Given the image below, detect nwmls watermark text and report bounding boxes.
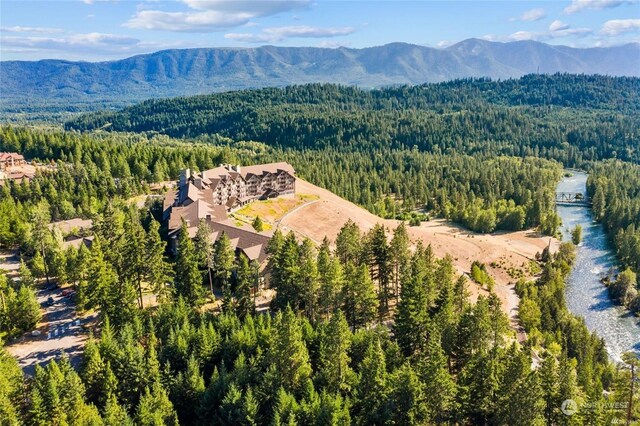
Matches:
[562,399,629,416]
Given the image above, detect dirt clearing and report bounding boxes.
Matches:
[280,178,559,330]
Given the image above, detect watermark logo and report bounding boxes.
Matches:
[561,399,578,416]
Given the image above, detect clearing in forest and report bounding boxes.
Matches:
[281,178,560,336]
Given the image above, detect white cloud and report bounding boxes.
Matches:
[511,8,546,22]
[564,0,636,14]
[225,25,355,43]
[549,20,570,31]
[482,21,592,43]
[594,36,640,46]
[437,40,455,48]
[82,0,119,4]
[0,26,63,34]
[600,19,640,36]
[2,33,139,50]
[125,0,311,32]
[317,40,351,48]
[0,32,188,59]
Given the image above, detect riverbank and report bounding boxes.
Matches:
[557,171,640,361]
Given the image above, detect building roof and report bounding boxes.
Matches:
[0,152,24,161]
[48,218,93,235]
[239,162,295,179]
[61,235,94,250]
[207,221,271,263]
[162,189,176,221]
[167,199,228,231]
[166,161,294,265]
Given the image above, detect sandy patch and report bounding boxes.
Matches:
[281,178,560,332]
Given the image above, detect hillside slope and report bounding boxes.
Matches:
[2,40,639,112]
[286,178,558,327]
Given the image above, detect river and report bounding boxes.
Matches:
[556,171,640,362]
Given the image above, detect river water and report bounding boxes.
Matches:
[556,171,640,362]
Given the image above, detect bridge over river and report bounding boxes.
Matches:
[555,191,592,207]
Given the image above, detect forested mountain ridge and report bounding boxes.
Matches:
[66,74,640,165]
[2,40,639,113]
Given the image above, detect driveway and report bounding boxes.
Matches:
[5,282,97,375]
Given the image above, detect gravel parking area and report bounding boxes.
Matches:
[5,282,97,375]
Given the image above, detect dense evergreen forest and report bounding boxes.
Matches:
[2,73,640,425]
[2,202,636,424]
[66,74,640,165]
[0,126,562,235]
[587,161,640,313]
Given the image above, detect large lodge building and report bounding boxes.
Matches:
[163,162,296,265]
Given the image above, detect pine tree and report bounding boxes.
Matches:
[271,232,302,312]
[540,353,560,425]
[316,311,353,394]
[18,260,35,288]
[316,391,351,425]
[194,219,214,296]
[420,331,456,423]
[267,307,312,395]
[297,238,319,319]
[216,383,244,424]
[214,231,235,310]
[29,201,53,286]
[390,222,410,302]
[317,244,344,319]
[366,224,392,317]
[335,219,361,266]
[355,339,389,425]
[136,382,179,426]
[74,243,92,310]
[342,263,377,331]
[173,355,205,424]
[242,387,259,426]
[123,209,146,309]
[82,339,108,407]
[12,284,41,333]
[144,218,172,303]
[103,394,134,426]
[86,238,118,317]
[394,247,431,356]
[271,387,300,425]
[235,255,256,319]
[174,222,205,307]
[389,363,428,425]
[252,216,265,232]
[0,346,23,425]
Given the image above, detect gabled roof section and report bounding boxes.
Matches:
[239,162,295,179]
[167,199,228,231]
[0,152,24,161]
[207,221,271,264]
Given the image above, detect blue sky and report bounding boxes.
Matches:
[1,0,639,60]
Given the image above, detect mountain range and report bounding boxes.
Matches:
[1,39,639,113]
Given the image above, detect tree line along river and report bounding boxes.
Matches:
[556,171,640,362]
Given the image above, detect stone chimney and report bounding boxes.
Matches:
[179,168,191,187]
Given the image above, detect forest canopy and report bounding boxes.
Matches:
[66,74,640,166]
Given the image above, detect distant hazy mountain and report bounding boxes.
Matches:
[2,39,639,112]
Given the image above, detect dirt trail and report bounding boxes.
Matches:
[281,179,559,331]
